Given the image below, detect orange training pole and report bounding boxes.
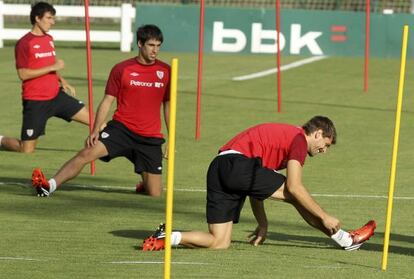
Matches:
[84,0,95,175]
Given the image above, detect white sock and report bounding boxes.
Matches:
[331,229,353,247]
[171,231,182,246]
[0,135,3,146]
[48,178,57,194]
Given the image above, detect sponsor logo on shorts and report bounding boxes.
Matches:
[156,71,164,79]
[101,132,109,139]
[26,129,34,137]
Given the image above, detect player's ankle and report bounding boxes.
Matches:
[171,231,182,246]
[331,229,353,247]
[48,178,57,193]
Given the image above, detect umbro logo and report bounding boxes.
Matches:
[33,44,40,49]
[130,72,139,77]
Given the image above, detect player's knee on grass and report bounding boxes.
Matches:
[145,182,163,197]
[21,140,36,153]
[210,239,231,250]
[142,173,163,197]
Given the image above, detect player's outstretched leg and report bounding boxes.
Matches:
[344,220,376,251]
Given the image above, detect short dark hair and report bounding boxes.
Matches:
[302,116,337,144]
[136,24,163,45]
[30,2,56,25]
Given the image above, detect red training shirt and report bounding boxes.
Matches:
[105,58,170,138]
[15,32,59,101]
[219,123,308,170]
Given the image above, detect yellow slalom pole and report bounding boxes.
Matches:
[381,25,408,271]
[164,58,178,279]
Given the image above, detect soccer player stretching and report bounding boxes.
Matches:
[32,25,170,197]
[143,116,376,251]
[0,2,89,153]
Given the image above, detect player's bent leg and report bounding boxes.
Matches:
[179,221,233,249]
[141,172,162,197]
[71,107,90,125]
[53,141,108,186]
[0,137,27,152]
[208,222,233,249]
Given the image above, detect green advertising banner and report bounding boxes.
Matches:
[135,4,414,57]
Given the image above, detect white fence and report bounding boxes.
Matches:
[0,1,135,52]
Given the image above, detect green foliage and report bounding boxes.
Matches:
[0,47,413,278]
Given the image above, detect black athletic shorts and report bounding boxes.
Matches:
[206,154,286,224]
[21,88,84,140]
[98,120,165,174]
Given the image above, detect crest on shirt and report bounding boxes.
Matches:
[156,71,164,79]
[49,41,54,48]
[26,129,34,137]
[101,132,109,139]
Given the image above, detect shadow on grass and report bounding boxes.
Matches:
[110,229,154,240]
[110,227,414,256]
[239,231,414,256]
[0,176,135,195]
[36,147,80,152]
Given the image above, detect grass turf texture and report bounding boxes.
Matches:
[0,47,413,278]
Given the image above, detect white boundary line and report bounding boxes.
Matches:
[108,261,211,265]
[232,55,328,81]
[1,181,413,200]
[0,256,46,261]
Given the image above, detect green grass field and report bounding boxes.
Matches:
[0,46,413,278]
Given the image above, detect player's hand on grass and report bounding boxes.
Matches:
[248,225,268,246]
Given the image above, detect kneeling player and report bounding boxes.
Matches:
[143,116,376,251]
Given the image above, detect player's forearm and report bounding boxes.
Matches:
[92,108,109,133]
[288,184,327,221]
[92,97,113,133]
[249,197,267,227]
[163,101,170,134]
[17,66,57,81]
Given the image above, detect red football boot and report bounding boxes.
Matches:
[344,220,376,251]
[135,182,146,194]
[31,168,50,197]
[142,223,166,251]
